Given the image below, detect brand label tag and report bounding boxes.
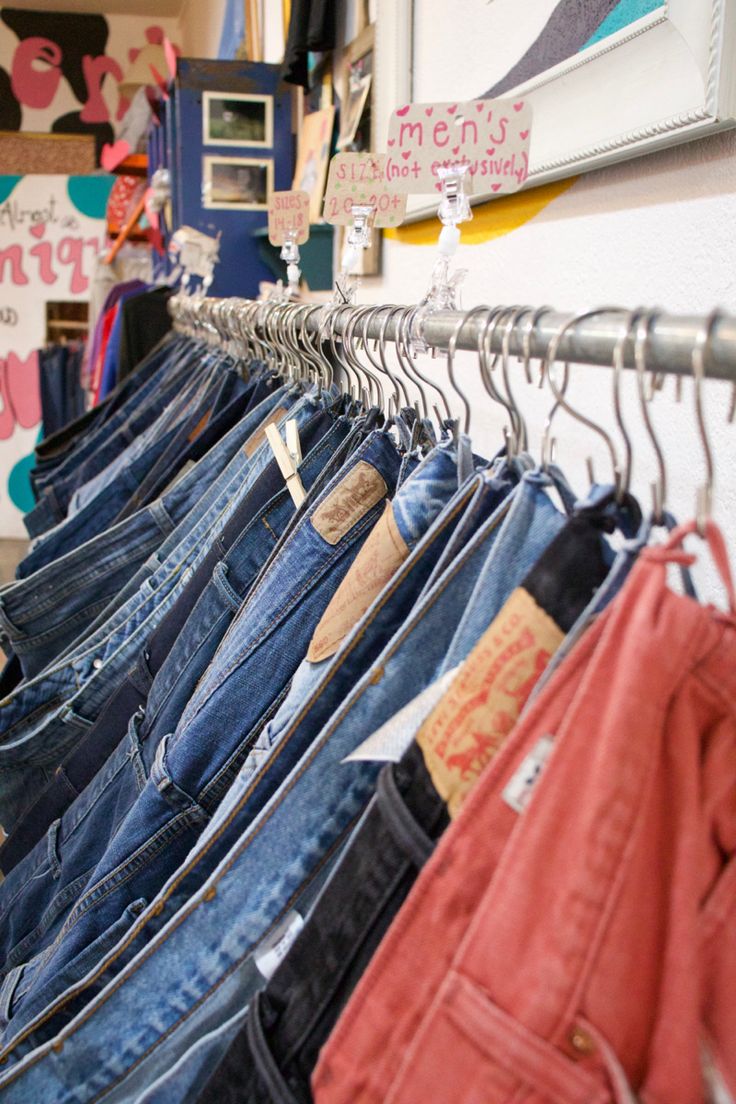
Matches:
[386,98,532,194]
[502,736,555,815]
[311,460,387,545]
[323,153,407,228]
[255,911,304,980]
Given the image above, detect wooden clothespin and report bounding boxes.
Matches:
[265,419,306,507]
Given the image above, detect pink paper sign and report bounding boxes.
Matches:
[268,191,310,246]
[323,153,407,228]
[385,98,532,195]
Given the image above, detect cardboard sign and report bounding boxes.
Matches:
[385,98,532,195]
[268,190,310,246]
[323,153,407,228]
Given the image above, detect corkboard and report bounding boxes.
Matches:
[0,132,96,175]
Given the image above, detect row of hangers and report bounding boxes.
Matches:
[171,294,732,537]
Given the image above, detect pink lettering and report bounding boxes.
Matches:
[0,245,29,286]
[433,120,449,147]
[57,237,87,294]
[29,241,57,285]
[80,54,124,123]
[460,118,478,145]
[0,362,14,440]
[11,37,62,109]
[399,120,423,147]
[6,351,41,430]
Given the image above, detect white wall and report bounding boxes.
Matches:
[359,129,736,604]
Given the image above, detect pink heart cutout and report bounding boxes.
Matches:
[486,147,496,156]
[491,183,502,192]
[520,130,529,140]
[447,104,458,115]
[434,182,443,192]
[424,107,434,117]
[387,138,395,146]
[101,139,130,172]
[513,101,524,112]
[29,222,45,239]
[451,146,460,155]
[395,105,410,116]
[475,101,484,111]
[401,151,411,160]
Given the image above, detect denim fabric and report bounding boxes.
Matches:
[0,410,349,987]
[38,346,84,440]
[0,431,403,1048]
[22,337,198,540]
[0,458,493,1068]
[22,356,222,572]
[0,410,353,880]
[0,383,292,696]
[0,390,312,836]
[197,745,447,1104]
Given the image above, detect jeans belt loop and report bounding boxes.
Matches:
[376,764,435,869]
[246,990,302,1104]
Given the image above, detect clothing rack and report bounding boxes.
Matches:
[170,296,736,383]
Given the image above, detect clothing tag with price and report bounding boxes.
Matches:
[268,190,310,246]
[323,153,407,228]
[386,98,532,194]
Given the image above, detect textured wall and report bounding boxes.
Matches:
[361,130,736,603]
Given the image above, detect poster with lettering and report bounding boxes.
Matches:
[323,153,406,228]
[268,190,310,247]
[385,98,532,194]
[0,174,112,535]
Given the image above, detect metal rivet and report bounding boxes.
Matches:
[92,658,103,670]
[569,1026,595,1056]
[202,886,217,902]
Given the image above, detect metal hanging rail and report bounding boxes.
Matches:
[169,296,736,382]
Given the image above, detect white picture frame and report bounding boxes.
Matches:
[202,91,274,148]
[375,0,736,220]
[202,155,274,211]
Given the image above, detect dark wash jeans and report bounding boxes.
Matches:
[0,431,404,1044]
[23,337,197,540]
[0,378,286,703]
[0,455,486,1060]
[0,410,350,991]
[197,745,448,1104]
[0,408,355,878]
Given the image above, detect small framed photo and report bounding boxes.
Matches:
[203,91,273,148]
[202,155,273,210]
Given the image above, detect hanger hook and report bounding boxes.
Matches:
[691,308,721,536]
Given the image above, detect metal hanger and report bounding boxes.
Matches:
[632,309,668,522]
[358,304,411,413]
[691,309,721,536]
[445,306,485,434]
[542,307,627,492]
[477,305,523,455]
[398,306,453,425]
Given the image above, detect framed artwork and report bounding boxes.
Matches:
[375,0,736,218]
[292,105,336,222]
[202,91,273,147]
[338,23,379,273]
[202,155,273,210]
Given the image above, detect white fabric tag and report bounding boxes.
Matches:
[502,736,554,814]
[344,666,460,764]
[703,1042,736,1104]
[255,911,304,980]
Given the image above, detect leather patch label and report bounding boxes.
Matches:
[243,407,289,459]
[417,587,564,817]
[308,502,408,663]
[311,460,387,547]
[187,405,214,443]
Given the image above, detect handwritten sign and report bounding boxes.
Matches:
[385,98,532,195]
[323,153,406,228]
[268,190,310,247]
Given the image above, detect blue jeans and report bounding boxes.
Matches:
[0,408,352,990]
[0,447,501,1091]
[0,431,404,1048]
[0,387,303,828]
[0,380,291,699]
[22,337,199,541]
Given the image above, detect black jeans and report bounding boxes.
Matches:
[196,744,448,1104]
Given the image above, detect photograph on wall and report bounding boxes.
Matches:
[337,73,371,151]
[292,105,335,223]
[203,91,273,147]
[202,155,273,209]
